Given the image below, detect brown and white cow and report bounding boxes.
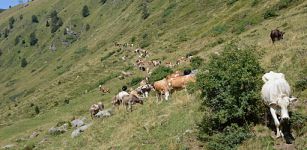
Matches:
[167,74,196,91]
[153,79,171,101]
[99,85,110,93]
[122,94,143,112]
[89,102,104,119]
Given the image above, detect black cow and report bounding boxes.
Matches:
[270,29,285,43]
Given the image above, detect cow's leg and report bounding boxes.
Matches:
[145,91,148,98]
[270,107,282,138]
[165,91,170,101]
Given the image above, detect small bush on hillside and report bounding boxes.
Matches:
[32,15,39,23]
[34,106,40,114]
[128,77,143,86]
[21,58,28,68]
[149,66,173,83]
[100,0,107,5]
[3,28,9,38]
[0,49,2,56]
[263,8,278,19]
[190,56,204,70]
[14,35,21,45]
[9,16,15,29]
[131,36,136,43]
[251,0,260,6]
[85,24,90,31]
[29,32,38,46]
[227,0,238,5]
[163,2,176,17]
[290,112,307,136]
[211,25,227,36]
[141,0,150,20]
[140,32,151,48]
[19,14,23,20]
[197,44,264,149]
[50,10,63,33]
[277,0,297,10]
[295,77,307,92]
[82,5,90,17]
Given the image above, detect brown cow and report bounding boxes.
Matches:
[270,29,285,43]
[153,79,171,101]
[167,74,196,91]
[166,71,183,79]
[89,102,104,119]
[99,85,110,93]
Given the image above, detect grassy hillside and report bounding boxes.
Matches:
[0,0,306,149]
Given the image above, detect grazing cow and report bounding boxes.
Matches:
[121,71,133,77]
[261,71,297,142]
[89,102,104,119]
[136,84,155,98]
[122,94,143,112]
[99,85,110,93]
[151,60,161,67]
[165,61,174,68]
[140,77,149,86]
[167,74,196,91]
[176,57,188,65]
[153,79,171,101]
[270,29,285,43]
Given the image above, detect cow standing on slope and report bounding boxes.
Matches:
[261,71,297,144]
[270,29,285,43]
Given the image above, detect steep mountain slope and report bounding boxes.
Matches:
[0,0,306,149]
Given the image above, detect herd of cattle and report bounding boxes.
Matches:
[89,28,296,143]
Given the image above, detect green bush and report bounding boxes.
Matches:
[32,15,39,23]
[190,56,204,70]
[3,28,9,38]
[197,44,264,148]
[50,10,63,33]
[211,25,227,36]
[128,77,143,86]
[21,58,28,68]
[263,8,278,19]
[227,0,238,5]
[277,0,297,10]
[82,5,90,17]
[295,77,307,92]
[149,66,173,83]
[19,14,23,20]
[85,24,90,31]
[100,0,107,5]
[29,32,38,46]
[141,0,150,19]
[206,124,252,150]
[14,35,21,45]
[251,0,260,6]
[163,2,176,17]
[290,112,307,136]
[34,106,40,114]
[9,16,15,29]
[131,36,136,43]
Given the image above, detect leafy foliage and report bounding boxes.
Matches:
[50,10,63,33]
[85,24,90,31]
[197,44,264,148]
[263,8,278,19]
[100,0,107,5]
[149,66,173,83]
[35,106,40,114]
[3,28,9,38]
[32,15,39,23]
[21,58,28,68]
[290,112,307,136]
[141,0,150,20]
[295,77,307,92]
[29,32,38,46]
[227,0,238,5]
[82,5,90,17]
[9,17,15,29]
[14,35,21,45]
[128,77,143,86]
[190,56,204,70]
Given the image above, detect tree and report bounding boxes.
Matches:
[141,0,150,19]
[3,28,9,38]
[82,5,90,17]
[32,15,39,23]
[49,10,63,33]
[29,32,38,46]
[197,44,264,148]
[14,35,21,45]
[21,58,28,67]
[85,24,90,31]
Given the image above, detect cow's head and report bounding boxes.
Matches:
[280,32,285,39]
[270,95,297,120]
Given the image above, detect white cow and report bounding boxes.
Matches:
[261,71,297,138]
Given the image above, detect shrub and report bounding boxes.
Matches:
[295,77,307,92]
[141,0,150,19]
[290,112,307,136]
[19,14,23,20]
[21,58,28,68]
[197,44,264,148]
[277,0,297,10]
[263,8,278,19]
[128,77,143,86]
[149,66,173,83]
[131,36,136,43]
[32,15,39,23]
[9,16,15,29]
[34,106,40,114]
[14,35,21,45]
[85,24,90,31]
[29,32,38,46]
[190,56,204,70]
[82,5,90,17]
[50,10,63,33]
[251,0,260,6]
[211,25,227,36]
[3,28,9,38]
[227,0,238,5]
[0,49,2,56]
[100,0,107,4]
[163,2,176,17]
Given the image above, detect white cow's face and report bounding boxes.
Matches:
[270,95,297,120]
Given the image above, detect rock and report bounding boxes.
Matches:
[48,123,68,135]
[95,109,112,118]
[30,131,39,138]
[71,119,85,128]
[2,144,15,149]
[71,123,92,138]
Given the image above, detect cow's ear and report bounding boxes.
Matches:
[282,32,285,34]
[289,97,297,103]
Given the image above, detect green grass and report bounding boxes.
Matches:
[0,0,306,149]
